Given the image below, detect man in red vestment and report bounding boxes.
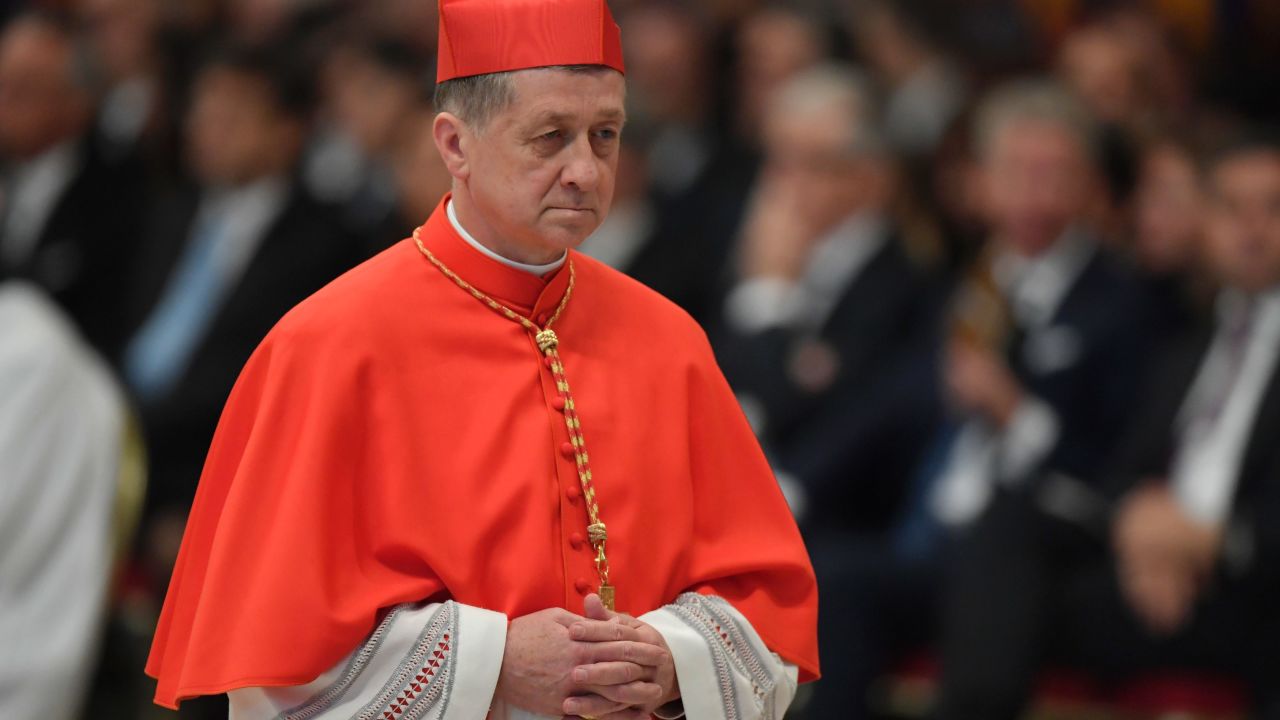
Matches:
[146,1,819,718]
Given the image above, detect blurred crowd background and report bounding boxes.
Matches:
[1,0,1279,718]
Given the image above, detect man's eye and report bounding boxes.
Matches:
[538,130,561,141]
[594,128,618,141]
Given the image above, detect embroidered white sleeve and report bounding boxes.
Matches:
[228,601,506,720]
[640,593,799,720]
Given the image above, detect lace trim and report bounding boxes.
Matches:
[358,601,456,720]
[277,604,417,719]
[669,593,781,720]
[276,602,457,720]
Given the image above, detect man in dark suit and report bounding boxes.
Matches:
[803,79,1150,719]
[0,11,145,356]
[121,46,359,567]
[711,64,929,525]
[934,131,1280,718]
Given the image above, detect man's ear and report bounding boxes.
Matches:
[434,111,471,180]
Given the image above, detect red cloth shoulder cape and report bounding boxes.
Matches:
[146,196,819,708]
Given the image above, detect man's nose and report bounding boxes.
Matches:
[560,135,600,192]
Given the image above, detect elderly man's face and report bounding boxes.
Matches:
[980,119,1095,257]
[463,68,625,259]
[1204,150,1280,294]
[763,99,881,234]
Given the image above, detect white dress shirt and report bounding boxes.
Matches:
[1171,288,1280,524]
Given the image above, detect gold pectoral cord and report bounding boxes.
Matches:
[414,228,616,610]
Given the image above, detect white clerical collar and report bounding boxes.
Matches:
[446,199,567,277]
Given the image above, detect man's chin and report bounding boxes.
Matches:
[538,218,600,250]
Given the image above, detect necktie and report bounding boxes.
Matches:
[1169,298,1257,490]
[123,211,231,402]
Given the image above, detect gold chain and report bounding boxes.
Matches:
[413,227,616,610]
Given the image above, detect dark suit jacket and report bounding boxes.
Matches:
[123,183,361,515]
[707,232,935,532]
[713,232,929,448]
[1106,320,1280,591]
[0,138,146,356]
[968,247,1149,490]
[879,245,1148,538]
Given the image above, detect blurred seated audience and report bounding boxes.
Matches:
[306,32,429,254]
[118,44,358,571]
[580,128,730,319]
[846,0,967,160]
[804,79,1150,718]
[934,129,1280,720]
[0,279,129,720]
[610,1,753,322]
[0,10,144,356]
[387,101,453,241]
[732,5,827,152]
[620,2,717,200]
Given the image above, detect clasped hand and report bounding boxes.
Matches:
[495,593,679,719]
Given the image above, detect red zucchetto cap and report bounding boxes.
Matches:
[436,0,625,83]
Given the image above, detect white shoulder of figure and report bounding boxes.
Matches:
[0,282,125,720]
[228,600,507,720]
[640,593,799,720]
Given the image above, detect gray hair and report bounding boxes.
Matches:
[434,64,618,130]
[770,63,887,157]
[973,78,1100,163]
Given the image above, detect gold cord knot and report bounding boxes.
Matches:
[587,522,608,544]
[535,328,559,354]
